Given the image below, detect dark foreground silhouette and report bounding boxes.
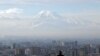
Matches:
[57,51,64,56]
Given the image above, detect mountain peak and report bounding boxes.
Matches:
[32,10,99,28]
[38,10,54,17]
[35,10,62,20]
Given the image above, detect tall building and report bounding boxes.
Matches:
[14,48,25,56]
[31,47,42,55]
[25,48,32,56]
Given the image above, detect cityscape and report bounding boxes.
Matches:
[0,39,100,56]
[0,0,100,56]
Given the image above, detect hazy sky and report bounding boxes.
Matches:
[0,0,100,38]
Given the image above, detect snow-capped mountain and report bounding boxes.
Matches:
[32,10,99,28]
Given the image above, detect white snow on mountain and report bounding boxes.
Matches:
[0,10,99,29]
[32,10,100,28]
[0,10,100,36]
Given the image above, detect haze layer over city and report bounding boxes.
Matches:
[0,0,100,42]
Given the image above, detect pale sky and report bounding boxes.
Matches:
[0,0,100,38]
